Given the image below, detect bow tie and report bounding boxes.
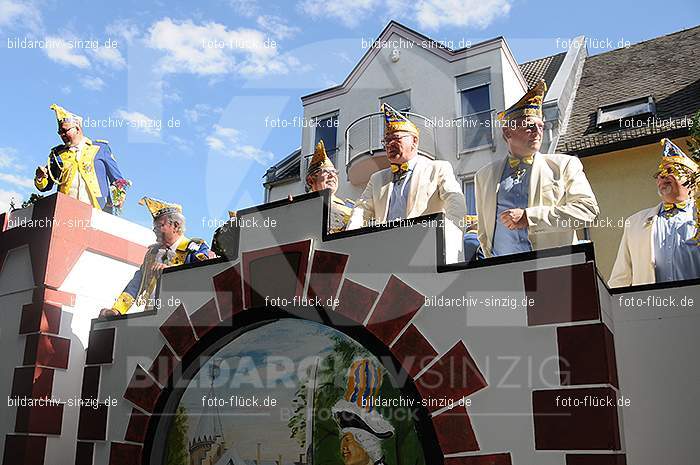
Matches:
[663,201,687,212]
[390,162,410,174]
[508,155,534,169]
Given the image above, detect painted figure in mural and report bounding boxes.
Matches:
[474,79,599,257]
[332,359,395,465]
[99,197,214,317]
[306,139,354,233]
[34,104,129,214]
[348,103,466,260]
[609,138,700,287]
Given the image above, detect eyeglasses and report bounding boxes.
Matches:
[57,126,77,136]
[381,134,412,147]
[317,169,338,177]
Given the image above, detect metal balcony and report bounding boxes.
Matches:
[454,109,497,158]
[344,111,438,186]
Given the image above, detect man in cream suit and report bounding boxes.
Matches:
[348,104,466,261]
[609,138,700,287]
[475,80,599,257]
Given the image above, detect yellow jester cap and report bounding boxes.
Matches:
[497,79,547,121]
[659,138,698,174]
[382,103,419,137]
[138,197,183,219]
[50,103,83,126]
[307,140,336,180]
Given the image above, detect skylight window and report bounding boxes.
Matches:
[596,96,655,127]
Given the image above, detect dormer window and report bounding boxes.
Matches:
[596,96,655,127]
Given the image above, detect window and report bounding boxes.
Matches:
[380,90,411,112]
[314,114,338,163]
[457,69,493,151]
[463,178,476,215]
[596,96,655,127]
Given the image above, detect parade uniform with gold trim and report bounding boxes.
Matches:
[306,140,354,233]
[111,198,212,314]
[35,104,126,212]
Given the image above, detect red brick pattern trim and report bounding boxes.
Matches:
[109,442,142,465]
[212,263,243,321]
[159,304,198,358]
[190,298,221,339]
[148,345,178,387]
[306,250,349,309]
[2,434,47,465]
[124,408,150,444]
[524,262,601,326]
[15,404,64,434]
[242,239,311,309]
[366,275,424,345]
[75,442,94,465]
[432,405,479,454]
[11,367,54,399]
[558,323,619,388]
[77,405,108,440]
[19,302,62,335]
[123,365,162,414]
[86,328,116,365]
[390,324,438,378]
[23,333,70,369]
[532,387,621,450]
[415,341,488,413]
[333,279,379,324]
[445,453,512,465]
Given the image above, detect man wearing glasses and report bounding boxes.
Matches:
[474,80,599,257]
[306,139,354,233]
[609,139,700,287]
[348,103,466,226]
[34,104,128,213]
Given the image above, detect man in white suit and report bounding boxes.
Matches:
[609,138,700,287]
[474,80,599,257]
[348,104,466,261]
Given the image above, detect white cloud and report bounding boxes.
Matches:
[206,125,273,165]
[256,15,300,40]
[79,76,105,91]
[91,45,126,69]
[0,173,33,189]
[114,109,162,136]
[298,0,379,28]
[105,19,140,45]
[43,36,91,68]
[0,147,18,168]
[229,0,259,17]
[0,0,42,32]
[0,189,23,213]
[145,18,295,77]
[299,0,511,29]
[414,0,512,29]
[61,85,72,94]
[184,104,223,123]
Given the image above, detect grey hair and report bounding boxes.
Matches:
[158,211,186,233]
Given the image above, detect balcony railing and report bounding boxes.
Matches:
[344,111,438,168]
[454,109,497,158]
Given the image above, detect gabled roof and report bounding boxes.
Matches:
[519,52,566,89]
[301,20,527,105]
[558,25,700,156]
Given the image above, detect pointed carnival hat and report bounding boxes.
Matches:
[332,359,395,442]
[382,103,419,137]
[50,103,83,126]
[139,197,183,220]
[497,79,547,121]
[659,138,698,174]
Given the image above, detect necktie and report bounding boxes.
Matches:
[508,155,534,169]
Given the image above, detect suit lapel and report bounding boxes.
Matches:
[485,158,506,246]
[528,152,543,208]
[644,203,662,265]
[406,158,425,216]
[379,170,393,223]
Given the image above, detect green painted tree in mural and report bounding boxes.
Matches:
[165,406,190,465]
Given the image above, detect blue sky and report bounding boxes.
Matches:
[1,0,698,239]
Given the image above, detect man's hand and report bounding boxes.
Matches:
[500,208,528,230]
[150,262,168,273]
[99,308,120,318]
[35,166,48,179]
